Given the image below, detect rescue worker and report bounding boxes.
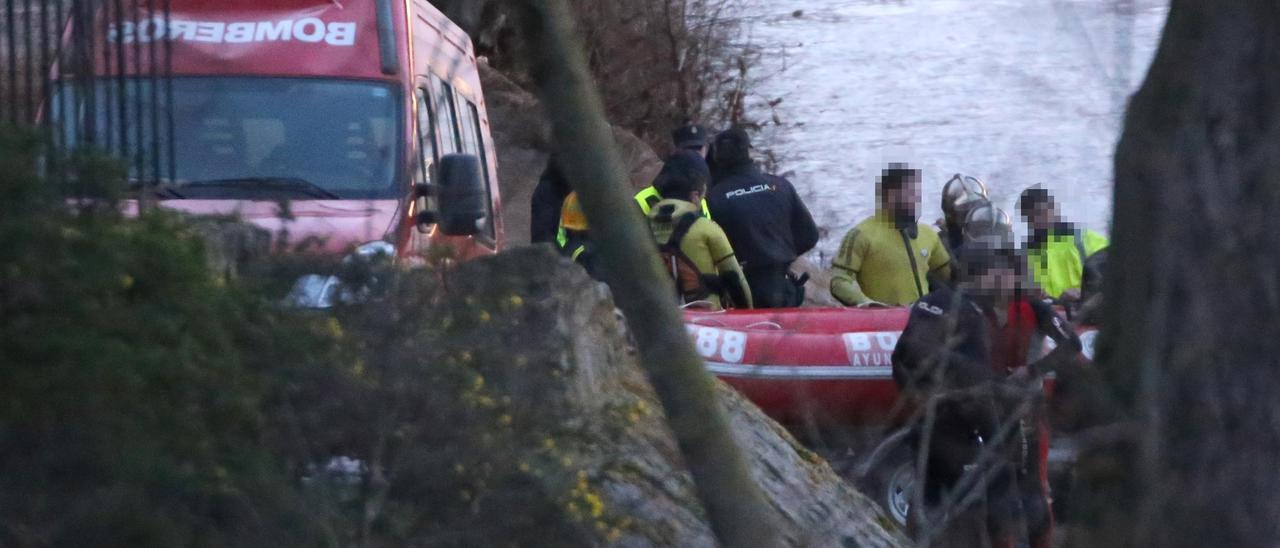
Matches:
[647,150,752,309]
[558,190,599,278]
[635,123,712,217]
[530,155,572,245]
[706,127,819,308]
[892,234,1082,548]
[937,173,991,255]
[831,164,951,307]
[962,202,1015,243]
[1017,186,1109,304]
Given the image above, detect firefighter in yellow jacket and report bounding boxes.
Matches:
[831,164,952,307]
[1017,186,1109,302]
[557,191,599,278]
[647,151,752,309]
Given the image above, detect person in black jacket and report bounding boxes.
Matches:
[705,128,819,308]
[529,155,572,245]
[892,236,1081,548]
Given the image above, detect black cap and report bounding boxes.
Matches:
[712,127,752,169]
[1018,186,1053,216]
[655,150,711,199]
[672,124,708,150]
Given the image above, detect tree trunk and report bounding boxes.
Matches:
[511,2,782,547]
[1080,1,1280,545]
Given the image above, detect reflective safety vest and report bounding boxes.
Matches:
[557,192,588,254]
[1026,229,1109,298]
[635,186,711,218]
[557,188,710,254]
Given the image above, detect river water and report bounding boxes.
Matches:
[739,0,1169,260]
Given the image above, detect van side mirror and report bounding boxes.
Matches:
[435,153,487,236]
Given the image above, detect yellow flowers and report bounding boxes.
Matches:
[325,317,345,339]
[584,492,604,518]
[118,274,135,289]
[508,295,524,308]
[478,310,491,323]
[565,468,609,536]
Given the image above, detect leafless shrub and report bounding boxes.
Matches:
[443,0,763,153]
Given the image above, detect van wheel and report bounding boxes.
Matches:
[862,450,915,528]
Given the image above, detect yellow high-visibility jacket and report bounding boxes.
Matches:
[635,186,710,218]
[1027,229,1109,298]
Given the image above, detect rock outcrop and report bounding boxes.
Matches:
[442,246,905,546]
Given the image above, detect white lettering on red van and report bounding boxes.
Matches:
[192,22,226,43]
[326,22,356,46]
[224,22,254,44]
[255,20,292,41]
[108,18,358,47]
[292,18,325,43]
[168,20,197,41]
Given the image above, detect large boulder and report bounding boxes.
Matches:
[438,246,905,546]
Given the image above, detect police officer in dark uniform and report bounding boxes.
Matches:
[705,128,819,308]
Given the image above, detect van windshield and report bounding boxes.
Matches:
[53,77,403,200]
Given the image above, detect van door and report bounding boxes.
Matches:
[409,83,439,256]
[431,75,496,249]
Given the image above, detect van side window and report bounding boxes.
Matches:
[456,92,496,239]
[414,88,437,185]
[431,76,462,154]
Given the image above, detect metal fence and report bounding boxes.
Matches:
[1,0,174,183]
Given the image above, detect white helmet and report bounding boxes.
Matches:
[962,202,1014,242]
[941,173,990,225]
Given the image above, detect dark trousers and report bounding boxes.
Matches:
[913,397,1053,548]
[744,266,803,308]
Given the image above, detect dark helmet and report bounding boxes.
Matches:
[962,202,1014,242]
[954,233,1023,280]
[941,174,989,224]
[655,150,711,199]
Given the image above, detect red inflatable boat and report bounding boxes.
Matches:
[684,306,1098,427]
[690,305,1100,526]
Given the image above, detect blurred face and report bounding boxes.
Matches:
[884,176,922,221]
[1023,201,1057,231]
[975,264,1020,300]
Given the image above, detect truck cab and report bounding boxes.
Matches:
[52,0,502,260]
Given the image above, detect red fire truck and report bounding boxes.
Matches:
[53,0,501,265]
